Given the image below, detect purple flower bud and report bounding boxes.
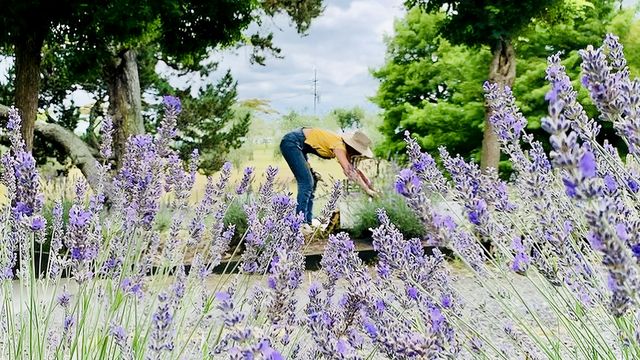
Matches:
[616,223,629,242]
[57,289,71,308]
[69,207,91,227]
[563,178,578,198]
[627,178,639,193]
[545,86,559,102]
[406,286,418,300]
[581,75,590,88]
[511,252,529,273]
[587,232,603,250]
[579,150,597,178]
[336,338,350,355]
[110,324,127,341]
[631,244,640,259]
[430,306,445,332]
[216,291,231,302]
[267,276,277,289]
[13,201,33,218]
[604,174,618,192]
[236,167,254,195]
[63,315,75,332]
[163,96,182,113]
[30,216,46,231]
[363,319,378,337]
[395,168,421,196]
[441,294,452,308]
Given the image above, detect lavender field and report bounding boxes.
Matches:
[2,34,640,360]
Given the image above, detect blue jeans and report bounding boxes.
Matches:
[280,129,316,224]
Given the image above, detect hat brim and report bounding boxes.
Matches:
[343,137,374,159]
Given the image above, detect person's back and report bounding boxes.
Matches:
[301,128,345,159]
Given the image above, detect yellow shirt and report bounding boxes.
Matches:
[303,128,346,159]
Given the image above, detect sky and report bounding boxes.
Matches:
[163,0,407,118]
[0,0,406,119]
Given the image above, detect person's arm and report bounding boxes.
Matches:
[356,168,374,190]
[334,148,378,197]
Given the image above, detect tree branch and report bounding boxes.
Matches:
[0,103,106,193]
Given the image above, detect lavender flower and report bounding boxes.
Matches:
[484,83,527,144]
[318,180,342,226]
[236,166,254,195]
[29,215,45,232]
[163,95,182,113]
[511,236,530,273]
[57,286,71,308]
[100,116,114,160]
[113,134,163,230]
[395,168,421,197]
[110,323,133,360]
[148,292,174,356]
[120,277,144,299]
[403,131,448,194]
[10,147,43,221]
[545,45,640,316]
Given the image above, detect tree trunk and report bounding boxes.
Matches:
[481,39,516,172]
[14,33,44,152]
[0,104,104,194]
[34,122,106,193]
[106,48,144,168]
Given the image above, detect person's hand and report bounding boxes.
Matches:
[365,188,380,199]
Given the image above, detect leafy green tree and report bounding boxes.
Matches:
[278,110,323,133]
[172,71,251,175]
[405,0,561,170]
[372,8,491,161]
[0,0,86,150]
[331,106,365,132]
[375,1,640,169]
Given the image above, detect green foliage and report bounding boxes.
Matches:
[278,110,323,132]
[372,8,491,162]
[331,107,365,131]
[0,0,324,170]
[261,0,324,33]
[223,199,249,251]
[350,193,426,240]
[171,71,251,175]
[374,1,640,165]
[405,0,560,48]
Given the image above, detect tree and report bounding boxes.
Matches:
[0,0,85,151]
[372,8,491,162]
[332,107,365,132]
[405,0,561,171]
[278,110,323,133]
[172,71,251,175]
[0,0,322,186]
[0,0,325,170]
[374,1,640,169]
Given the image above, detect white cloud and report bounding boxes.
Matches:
[212,0,405,116]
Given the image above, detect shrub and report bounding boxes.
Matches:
[223,197,249,251]
[350,193,426,239]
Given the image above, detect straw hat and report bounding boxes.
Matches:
[342,130,374,158]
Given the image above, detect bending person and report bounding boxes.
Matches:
[279,127,378,231]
